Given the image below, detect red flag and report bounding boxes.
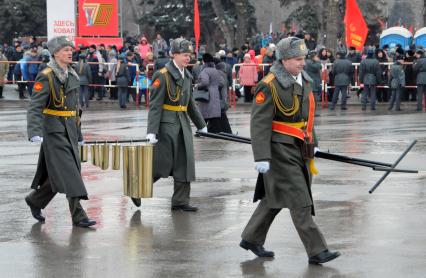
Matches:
[409,25,414,34]
[194,0,200,53]
[344,0,368,51]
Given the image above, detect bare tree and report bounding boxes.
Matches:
[325,0,340,51]
[234,0,251,47]
[210,0,235,48]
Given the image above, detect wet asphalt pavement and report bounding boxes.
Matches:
[0,88,425,278]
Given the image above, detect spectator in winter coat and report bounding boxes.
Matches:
[318,48,329,63]
[388,55,405,111]
[116,54,131,109]
[132,46,143,68]
[225,50,238,70]
[304,51,323,101]
[404,50,417,101]
[330,51,353,110]
[143,52,155,79]
[107,51,118,99]
[346,46,361,63]
[196,53,226,133]
[376,49,389,102]
[239,53,258,102]
[216,50,232,88]
[359,48,381,110]
[38,49,51,72]
[262,47,275,75]
[77,54,93,108]
[154,50,169,72]
[151,34,168,58]
[304,32,316,51]
[0,47,8,99]
[413,49,426,111]
[14,51,29,99]
[27,49,40,96]
[248,49,256,63]
[87,45,100,100]
[215,61,233,134]
[138,37,152,60]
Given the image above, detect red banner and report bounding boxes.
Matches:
[75,37,123,48]
[344,0,368,51]
[194,0,200,53]
[78,0,119,36]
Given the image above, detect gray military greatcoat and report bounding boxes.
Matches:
[251,62,318,214]
[27,64,87,199]
[147,61,206,182]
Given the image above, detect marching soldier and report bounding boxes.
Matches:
[239,37,340,264]
[25,36,96,227]
[130,38,207,211]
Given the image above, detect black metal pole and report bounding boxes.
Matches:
[314,151,392,167]
[372,167,418,174]
[369,140,417,194]
[198,131,418,175]
[196,131,252,144]
[218,132,251,143]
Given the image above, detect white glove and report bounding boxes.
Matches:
[198,126,208,133]
[314,147,320,154]
[255,161,270,173]
[30,136,43,143]
[146,133,158,144]
[78,141,85,146]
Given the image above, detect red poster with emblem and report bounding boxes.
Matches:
[78,0,119,36]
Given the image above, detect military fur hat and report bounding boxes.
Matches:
[170,38,193,54]
[47,36,74,55]
[275,37,308,61]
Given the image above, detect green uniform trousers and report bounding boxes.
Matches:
[241,199,328,257]
[26,179,88,224]
[172,181,190,206]
[152,177,190,206]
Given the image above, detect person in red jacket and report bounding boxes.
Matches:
[239,53,258,102]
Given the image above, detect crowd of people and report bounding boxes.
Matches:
[245,31,426,112]
[1,31,425,114]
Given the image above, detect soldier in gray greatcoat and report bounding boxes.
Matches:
[359,48,381,110]
[413,49,426,111]
[388,55,406,111]
[25,36,96,227]
[304,51,322,101]
[130,38,207,211]
[330,51,353,110]
[239,37,340,264]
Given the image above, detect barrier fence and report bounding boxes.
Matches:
[231,62,425,109]
[2,60,425,109]
[0,60,143,105]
